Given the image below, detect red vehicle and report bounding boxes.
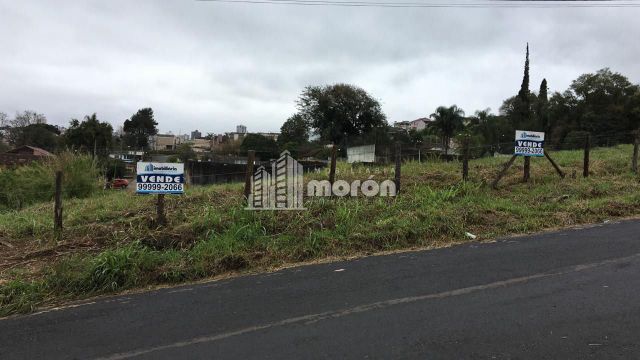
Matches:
[106,178,129,190]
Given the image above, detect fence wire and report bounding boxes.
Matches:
[1,129,639,201]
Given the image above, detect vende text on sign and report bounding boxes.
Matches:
[514,130,545,157]
[136,162,185,194]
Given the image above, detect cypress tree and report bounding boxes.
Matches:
[537,78,549,132]
[518,43,530,102]
[513,43,531,129]
[538,78,547,101]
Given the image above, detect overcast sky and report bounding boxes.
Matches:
[1,1,638,135]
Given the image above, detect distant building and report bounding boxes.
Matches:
[409,118,430,131]
[257,132,279,142]
[109,150,144,163]
[222,125,249,142]
[206,126,280,150]
[393,121,411,131]
[393,118,432,132]
[227,132,247,142]
[191,130,202,140]
[211,134,228,149]
[191,138,213,153]
[6,145,53,157]
[176,134,190,144]
[0,146,53,167]
[149,134,177,150]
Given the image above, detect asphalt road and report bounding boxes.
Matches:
[2,220,640,359]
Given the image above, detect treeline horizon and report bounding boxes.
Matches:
[1,45,639,160]
[276,46,639,157]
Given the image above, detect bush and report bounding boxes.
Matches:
[101,158,127,180]
[0,152,100,210]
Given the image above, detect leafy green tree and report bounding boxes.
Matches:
[297,84,387,145]
[279,114,310,147]
[176,143,196,162]
[408,129,425,147]
[547,68,640,146]
[546,90,578,147]
[518,43,530,102]
[11,110,47,127]
[500,91,538,128]
[455,131,485,159]
[213,137,241,156]
[0,112,9,149]
[571,68,638,135]
[536,79,549,132]
[7,123,60,151]
[429,105,465,155]
[466,108,514,155]
[102,158,127,180]
[4,110,57,151]
[64,113,113,156]
[240,134,280,159]
[510,43,534,129]
[123,108,158,149]
[0,112,8,127]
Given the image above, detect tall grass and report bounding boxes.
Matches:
[2,145,640,316]
[0,152,100,211]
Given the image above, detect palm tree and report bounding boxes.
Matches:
[83,113,100,156]
[473,108,491,124]
[430,105,465,155]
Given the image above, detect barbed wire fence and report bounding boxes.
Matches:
[2,129,640,240]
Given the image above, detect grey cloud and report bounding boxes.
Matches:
[0,0,638,134]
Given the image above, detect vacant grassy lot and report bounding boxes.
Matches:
[2,145,640,316]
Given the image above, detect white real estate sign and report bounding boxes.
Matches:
[136,162,185,194]
[514,130,545,157]
[347,144,376,163]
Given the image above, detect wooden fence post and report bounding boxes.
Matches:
[523,156,531,182]
[244,150,255,201]
[583,133,591,178]
[462,136,470,181]
[491,155,518,189]
[632,130,639,174]
[54,171,63,241]
[395,142,402,194]
[544,150,565,178]
[329,145,337,185]
[156,194,166,226]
